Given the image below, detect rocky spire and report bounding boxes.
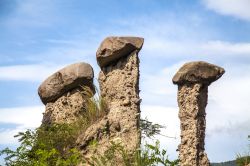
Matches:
[76,36,144,160]
[173,61,225,166]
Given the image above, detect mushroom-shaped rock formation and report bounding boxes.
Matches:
[77,36,144,162]
[173,61,225,85]
[96,36,144,68]
[173,61,225,166]
[38,62,94,105]
[38,62,95,125]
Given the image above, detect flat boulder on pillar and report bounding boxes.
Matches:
[96,36,144,68]
[172,61,225,85]
[38,62,94,105]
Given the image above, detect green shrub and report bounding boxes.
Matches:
[0,86,107,166]
[0,87,178,166]
[89,140,179,166]
[236,135,250,166]
[1,122,178,166]
[236,155,250,166]
[0,125,82,166]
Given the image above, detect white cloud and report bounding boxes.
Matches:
[0,64,64,82]
[144,39,250,58]
[0,128,23,145]
[207,65,250,134]
[111,12,250,59]
[201,41,250,56]
[203,0,250,21]
[0,106,44,145]
[0,38,101,82]
[0,106,44,127]
[205,64,250,161]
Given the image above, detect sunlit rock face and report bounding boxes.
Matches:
[172,61,225,85]
[76,37,144,162]
[96,36,144,68]
[173,61,225,166]
[38,62,95,124]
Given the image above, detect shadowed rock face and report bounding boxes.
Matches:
[42,89,86,124]
[173,61,225,85]
[38,62,95,124]
[96,36,144,68]
[77,37,143,162]
[38,62,94,105]
[173,61,225,166]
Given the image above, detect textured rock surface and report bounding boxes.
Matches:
[173,61,225,85]
[96,36,144,68]
[173,61,225,166]
[42,89,86,124]
[38,62,94,105]
[77,37,143,162]
[178,83,210,166]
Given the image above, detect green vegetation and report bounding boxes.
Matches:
[236,156,250,166]
[0,129,179,166]
[0,125,82,166]
[79,86,108,125]
[0,119,178,166]
[0,87,179,166]
[90,140,179,166]
[0,87,107,166]
[235,135,250,166]
[140,118,165,139]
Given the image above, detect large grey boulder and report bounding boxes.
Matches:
[96,36,144,68]
[172,61,225,85]
[38,62,94,105]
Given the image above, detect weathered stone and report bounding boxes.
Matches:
[97,50,141,154]
[38,62,94,105]
[178,83,210,166]
[42,90,85,124]
[173,61,225,166]
[96,36,144,68]
[173,61,225,85]
[77,37,143,163]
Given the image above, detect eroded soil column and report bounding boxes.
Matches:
[97,36,144,153]
[172,61,225,166]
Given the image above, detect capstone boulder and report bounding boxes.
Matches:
[38,62,94,105]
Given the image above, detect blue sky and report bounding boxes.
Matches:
[1,0,250,163]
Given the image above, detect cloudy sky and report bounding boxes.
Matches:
[0,0,250,163]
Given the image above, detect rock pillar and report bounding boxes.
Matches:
[172,61,225,166]
[76,37,143,156]
[97,37,143,153]
[38,62,95,124]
